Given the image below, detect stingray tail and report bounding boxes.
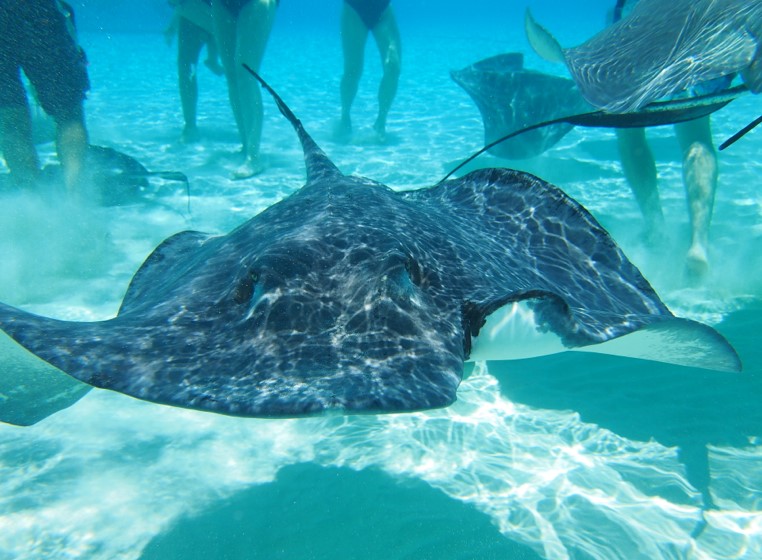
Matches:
[124,171,192,213]
[719,114,762,150]
[242,64,341,182]
[437,114,588,183]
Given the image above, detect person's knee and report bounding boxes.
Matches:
[382,46,401,78]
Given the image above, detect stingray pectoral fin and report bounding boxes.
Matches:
[119,230,213,314]
[467,299,567,362]
[575,318,742,373]
[0,329,91,426]
[524,8,565,64]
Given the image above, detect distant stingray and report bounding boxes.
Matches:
[442,85,747,182]
[450,53,591,159]
[526,0,762,113]
[84,145,189,207]
[0,70,742,424]
[0,145,190,207]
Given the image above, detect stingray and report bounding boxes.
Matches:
[525,1,762,148]
[448,50,747,171]
[442,84,747,182]
[526,0,762,113]
[0,71,742,423]
[83,145,190,207]
[450,53,591,159]
[0,145,191,207]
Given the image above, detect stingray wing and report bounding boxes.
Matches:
[565,0,761,112]
[415,168,741,371]
[451,53,591,159]
[118,230,215,314]
[0,296,464,418]
[0,328,90,426]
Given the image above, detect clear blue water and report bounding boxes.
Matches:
[0,1,761,559]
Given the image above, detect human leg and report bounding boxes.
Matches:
[337,3,368,140]
[615,127,664,240]
[675,117,718,277]
[371,6,401,141]
[0,104,40,186]
[212,0,246,148]
[54,105,89,195]
[177,17,206,142]
[231,0,277,178]
[17,0,89,195]
[203,35,225,76]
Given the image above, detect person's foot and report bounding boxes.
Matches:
[639,220,666,248]
[204,58,225,77]
[231,156,265,180]
[181,124,201,144]
[373,118,387,144]
[333,117,352,143]
[684,243,709,283]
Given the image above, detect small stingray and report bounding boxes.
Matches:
[17,145,191,208]
[526,0,762,113]
[0,71,742,423]
[84,145,190,207]
[442,85,747,182]
[450,53,591,159]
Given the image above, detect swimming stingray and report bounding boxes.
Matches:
[0,144,191,207]
[525,0,762,113]
[449,49,748,169]
[442,84,747,182]
[0,71,741,422]
[450,53,591,159]
[83,145,190,207]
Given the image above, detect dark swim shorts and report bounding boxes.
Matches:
[345,0,391,30]
[0,0,90,120]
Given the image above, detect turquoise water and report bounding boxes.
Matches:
[1,1,761,558]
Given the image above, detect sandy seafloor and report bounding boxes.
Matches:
[0,2,761,559]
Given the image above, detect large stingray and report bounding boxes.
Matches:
[526,0,762,113]
[0,72,742,422]
[450,53,591,159]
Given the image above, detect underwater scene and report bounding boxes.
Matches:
[0,0,761,558]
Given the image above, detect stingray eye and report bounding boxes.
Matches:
[404,257,423,287]
[233,271,259,305]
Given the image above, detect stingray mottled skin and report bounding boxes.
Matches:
[563,0,762,112]
[0,74,742,419]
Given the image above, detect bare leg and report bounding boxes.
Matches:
[233,0,277,178]
[212,1,246,149]
[336,3,368,141]
[55,106,89,195]
[371,6,401,142]
[0,105,40,186]
[203,36,225,76]
[615,127,664,241]
[675,117,717,279]
[177,18,206,143]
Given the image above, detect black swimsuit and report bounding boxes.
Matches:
[345,0,391,30]
[219,0,279,18]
